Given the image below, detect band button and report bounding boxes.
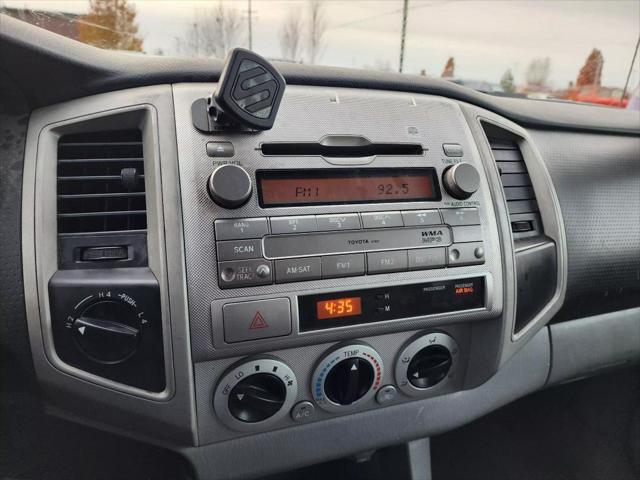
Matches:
[367,250,408,274]
[322,254,365,279]
[408,247,446,270]
[275,257,322,283]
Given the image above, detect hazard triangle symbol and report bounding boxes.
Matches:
[249,311,268,330]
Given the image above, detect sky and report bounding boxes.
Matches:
[2,0,639,89]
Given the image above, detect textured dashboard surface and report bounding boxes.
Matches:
[0,70,33,396]
[531,130,640,319]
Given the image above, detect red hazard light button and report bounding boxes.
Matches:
[222,298,292,343]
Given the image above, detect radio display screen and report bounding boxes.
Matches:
[257,168,441,207]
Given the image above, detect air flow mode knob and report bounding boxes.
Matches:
[213,357,298,432]
[442,163,480,199]
[208,164,252,208]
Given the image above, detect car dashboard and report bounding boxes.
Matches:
[1,14,639,480]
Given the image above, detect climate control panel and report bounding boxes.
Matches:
[211,332,461,433]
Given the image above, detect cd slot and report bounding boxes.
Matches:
[260,139,423,158]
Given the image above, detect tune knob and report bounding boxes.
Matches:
[208,164,252,208]
[72,300,140,363]
[311,344,383,412]
[214,357,298,431]
[442,162,480,199]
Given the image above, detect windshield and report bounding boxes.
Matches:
[2,0,639,109]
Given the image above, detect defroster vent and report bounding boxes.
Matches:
[57,130,147,234]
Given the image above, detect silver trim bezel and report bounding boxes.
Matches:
[213,357,298,432]
[310,343,384,413]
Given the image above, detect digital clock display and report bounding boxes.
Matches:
[316,297,362,320]
[257,168,440,207]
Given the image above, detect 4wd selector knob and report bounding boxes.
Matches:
[442,162,480,199]
[73,300,140,363]
[208,164,252,208]
[312,344,383,412]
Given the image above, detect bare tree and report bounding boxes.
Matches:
[525,57,551,87]
[441,57,455,78]
[279,8,303,61]
[180,2,244,58]
[307,0,327,64]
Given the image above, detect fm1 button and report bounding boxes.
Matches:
[291,401,316,423]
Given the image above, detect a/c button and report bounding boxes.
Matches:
[222,298,291,343]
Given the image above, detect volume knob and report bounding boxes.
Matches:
[208,164,252,208]
[442,163,480,199]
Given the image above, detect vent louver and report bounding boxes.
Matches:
[486,136,542,236]
[56,130,147,234]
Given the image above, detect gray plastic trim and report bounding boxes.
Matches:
[21,86,197,445]
[183,328,550,480]
[547,307,640,385]
[460,104,568,364]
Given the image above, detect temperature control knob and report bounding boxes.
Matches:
[73,300,140,363]
[208,164,252,208]
[214,357,298,431]
[311,344,383,412]
[442,163,480,199]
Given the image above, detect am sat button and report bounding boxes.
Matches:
[275,258,321,283]
[223,298,291,343]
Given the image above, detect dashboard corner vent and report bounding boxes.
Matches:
[483,129,542,238]
[56,130,147,235]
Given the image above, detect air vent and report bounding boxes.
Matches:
[486,135,542,237]
[57,130,147,234]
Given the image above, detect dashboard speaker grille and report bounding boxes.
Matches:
[56,130,147,234]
